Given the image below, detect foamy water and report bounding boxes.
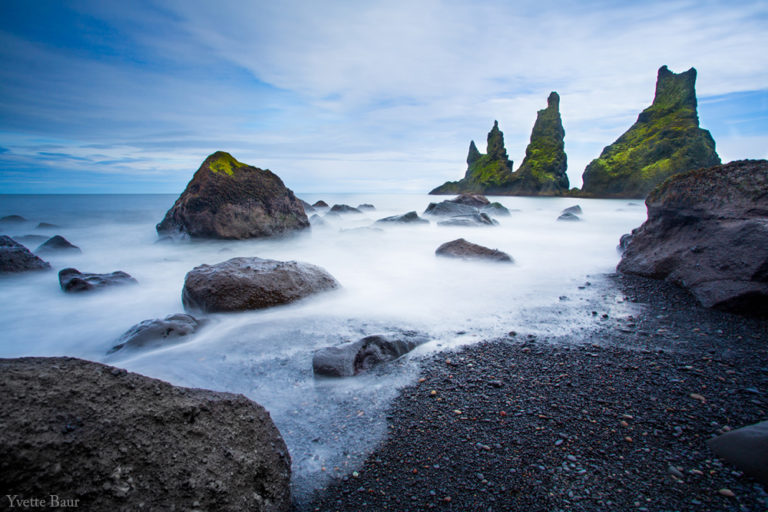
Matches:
[0,193,646,502]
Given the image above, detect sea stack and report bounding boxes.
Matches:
[580,66,720,198]
[157,151,309,239]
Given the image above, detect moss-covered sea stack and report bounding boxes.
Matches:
[429,121,516,195]
[157,151,309,239]
[580,66,720,198]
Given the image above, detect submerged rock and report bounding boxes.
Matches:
[618,159,768,314]
[108,314,205,355]
[557,212,581,222]
[561,205,583,216]
[0,215,27,224]
[708,420,768,486]
[330,204,362,214]
[35,222,59,230]
[375,211,429,224]
[156,151,309,240]
[357,203,376,211]
[312,200,329,208]
[313,334,429,377]
[299,199,315,213]
[35,235,81,254]
[449,194,490,207]
[424,201,478,217]
[581,66,720,198]
[0,236,50,273]
[182,257,339,313]
[309,214,327,226]
[482,202,511,216]
[435,238,513,263]
[59,268,137,293]
[0,356,291,511]
[437,213,498,227]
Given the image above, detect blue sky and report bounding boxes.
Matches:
[0,0,766,194]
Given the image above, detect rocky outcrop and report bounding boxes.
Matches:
[618,160,768,315]
[313,334,428,377]
[35,222,59,230]
[0,215,27,225]
[0,236,50,273]
[59,268,137,293]
[450,194,490,207]
[437,213,498,227]
[312,201,329,208]
[35,235,81,254]
[330,204,362,214]
[156,151,309,240]
[375,212,429,224]
[108,314,205,355]
[424,201,479,217]
[581,66,721,198]
[0,357,291,511]
[435,238,513,262]
[708,420,768,486]
[430,121,516,195]
[357,204,376,211]
[182,257,339,313]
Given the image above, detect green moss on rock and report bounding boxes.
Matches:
[581,66,720,198]
[208,151,245,176]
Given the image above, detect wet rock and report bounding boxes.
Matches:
[182,257,339,313]
[375,211,429,224]
[0,215,27,225]
[309,214,327,226]
[35,235,81,254]
[108,314,206,355]
[330,204,362,214]
[299,199,315,213]
[482,202,511,216]
[58,268,137,293]
[449,194,490,207]
[312,200,329,208]
[437,213,498,227]
[357,204,376,211]
[156,151,309,240]
[0,356,291,511]
[435,238,513,263]
[557,212,581,222]
[708,420,768,486]
[313,334,429,377]
[561,205,583,215]
[0,236,51,273]
[424,200,478,217]
[35,222,59,230]
[12,234,48,245]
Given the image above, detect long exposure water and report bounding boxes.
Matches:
[0,193,647,502]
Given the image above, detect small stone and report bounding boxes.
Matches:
[668,466,684,479]
[718,488,735,498]
[689,393,706,403]
[430,390,437,396]
[620,420,629,428]
[624,436,633,443]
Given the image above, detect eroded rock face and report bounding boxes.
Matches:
[108,314,205,355]
[618,159,768,315]
[157,152,309,240]
[581,66,720,198]
[0,357,291,511]
[435,238,513,262]
[182,257,339,313]
[313,334,428,377]
[59,268,137,293]
[0,236,50,273]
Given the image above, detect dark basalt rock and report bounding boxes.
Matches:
[35,222,59,230]
[357,204,376,211]
[424,201,478,217]
[375,211,429,224]
[329,204,362,214]
[618,159,768,314]
[0,236,51,273]
[557,212,581,222]
[437,213,498,227]
[59,268,137,293]
[0,357,291,511]
[313,334,429,377]
[156,151,309,240]
[561,205,583,215]
[482,202,511,216]
[312,200,329,208]
[0,215,27,224]
[35,235,81,254]
[435,238,513,263]
[108,314,205,355]
[182,257,339,313]
[449,194,490,207]
[581,66,721,198]
[708,420,768,486]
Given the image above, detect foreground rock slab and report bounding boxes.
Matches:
[313,334,428,377]
[183,257,339,313]
[59,268,137,293]
[618,159,768,314]
[108,313,205,355]
[0,357,291,512]
[0,235,50,273]
[435,238,513,262]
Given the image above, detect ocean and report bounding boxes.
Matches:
[0,193,647,502]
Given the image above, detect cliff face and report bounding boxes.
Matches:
[430,93,568,196]
[581,66,720,198]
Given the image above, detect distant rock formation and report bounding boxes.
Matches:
[618,159,768,315]
[430,92,568,196]
[157,151,309,239]
[581,66,720,198]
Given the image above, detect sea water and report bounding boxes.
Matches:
[0,193,647,502]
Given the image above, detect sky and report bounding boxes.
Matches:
[0,0,766,194]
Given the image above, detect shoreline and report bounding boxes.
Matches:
[304,274,768,511]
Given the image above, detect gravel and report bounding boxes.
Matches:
[303,274,768,511]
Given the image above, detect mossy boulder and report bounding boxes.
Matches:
[581,66,720,198]
[157,151,309,240]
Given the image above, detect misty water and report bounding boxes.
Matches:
[0,193,647,502]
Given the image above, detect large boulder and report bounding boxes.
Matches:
[423,201,478,217]
[437,213,498,227]
[581,66,720,198]
[618,159,768,314]
[108,314,205,355]
[0,236,50,273]
[35,235,81,255]
[375,211,429,224]
[182,257,339,313]
[157,151,309,240]
[0,357,291,511]
[708,420,768,486]
[435,238,513,262]
[59,268,137,293]
[313,334,428,377]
